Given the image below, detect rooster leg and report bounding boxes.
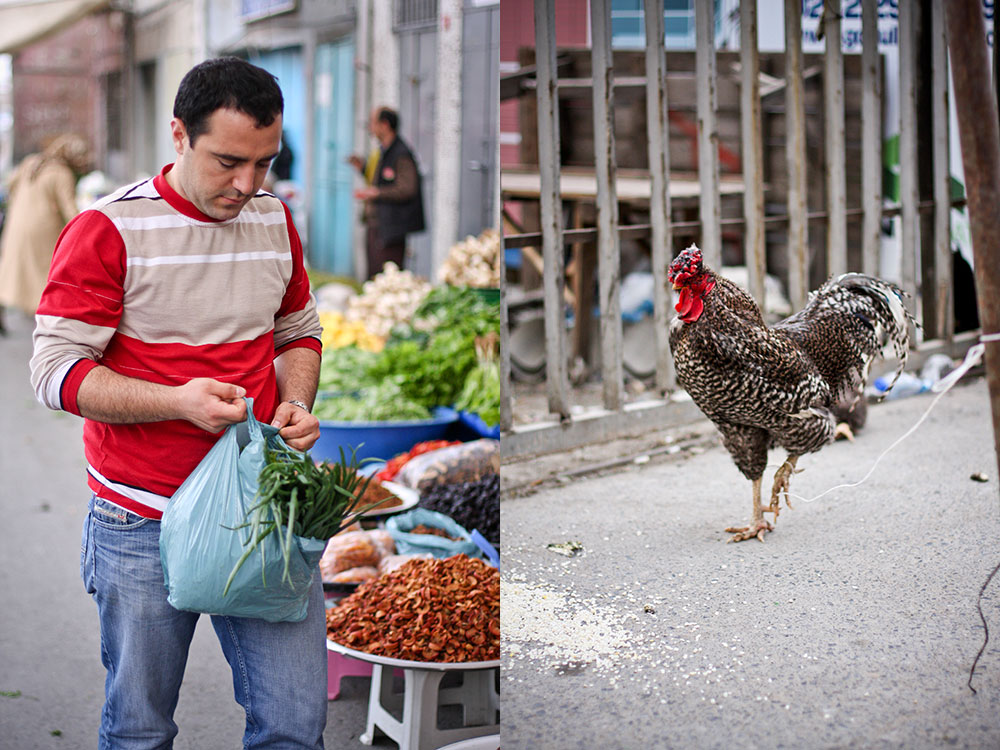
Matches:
[725,477,772,543]
[768,454,801,516]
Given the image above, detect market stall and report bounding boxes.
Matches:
[307,231,501,749]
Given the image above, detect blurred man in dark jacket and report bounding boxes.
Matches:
[349,107,425,278]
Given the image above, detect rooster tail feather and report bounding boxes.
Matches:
[832,273,913,397]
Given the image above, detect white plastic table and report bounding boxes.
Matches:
[326,639,499,750]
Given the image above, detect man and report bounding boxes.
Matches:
[349,106,425,278]
[30,58,327,748]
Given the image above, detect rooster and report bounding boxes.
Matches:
[667,245,911,542]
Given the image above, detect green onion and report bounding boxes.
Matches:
[223,445,383,595]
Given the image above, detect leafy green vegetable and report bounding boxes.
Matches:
[313,381,432,422]
[315,285,500,418]
[318,346,380,394]
[367,327,478,408]
[412,284,499,338]
[454,359,500,427]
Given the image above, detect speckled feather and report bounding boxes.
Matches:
[669,253,911,481]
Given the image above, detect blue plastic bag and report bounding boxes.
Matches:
[385,508,483,559]
[160,398,326,622]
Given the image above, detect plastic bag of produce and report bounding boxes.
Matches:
[385,509,482,559]
[395,439,499,492]
[160,399,326,622]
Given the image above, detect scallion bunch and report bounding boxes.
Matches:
[224,445,380,595]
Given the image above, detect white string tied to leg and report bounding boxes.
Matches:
[781,332,1000,506]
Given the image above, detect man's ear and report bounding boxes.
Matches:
[169,118,188,156]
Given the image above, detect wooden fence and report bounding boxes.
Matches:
[500,0,981,460]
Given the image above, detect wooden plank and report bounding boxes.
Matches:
[932,0,953,342]
[502,333,983,460]
[740,0,766,309]
[785,0,809,311]
[824,1,847,276]
[499,220,512,432]
[899,0,920,321]
[590,0,623,410]
[499,169,746,200]
[695,0,721,270]
[644,0,676,393]
[861,0,882,277]
[533,0,569,418]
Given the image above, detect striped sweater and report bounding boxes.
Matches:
[30,165,322,519]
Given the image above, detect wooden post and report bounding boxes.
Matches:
[824,0,847,277]
[898,0,920,321]
[695,0,722,271]
[499,222,512,432]
[785,0,809,311]
[861,0,882,278]
[944,0,1000,487]
[534,0,569,419]
[931,0,953,342]
[590,0,623,410]
[644,0,676,392]
[740,0,766,309]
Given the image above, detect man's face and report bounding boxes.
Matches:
[169,108,282,220]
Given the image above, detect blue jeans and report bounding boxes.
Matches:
[81,496,328,750]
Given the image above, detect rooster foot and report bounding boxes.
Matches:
[834,422,855,442]
[769,456,801,515]
[725,520,773,543]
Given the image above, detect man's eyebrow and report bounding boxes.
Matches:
[211,151,280,163]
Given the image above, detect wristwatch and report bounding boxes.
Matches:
[286,399,310,413]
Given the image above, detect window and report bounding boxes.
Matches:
[610,0,705,50]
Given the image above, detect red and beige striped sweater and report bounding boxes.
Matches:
[30,165,323,519]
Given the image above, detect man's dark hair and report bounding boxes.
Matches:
[376,107,399,133]
[173,57,283,146]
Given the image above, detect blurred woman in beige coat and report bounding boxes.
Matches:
[0,134,91,325]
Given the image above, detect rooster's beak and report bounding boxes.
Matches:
[672,282,682,290]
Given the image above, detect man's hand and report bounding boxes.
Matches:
[271,402,320,451]
[353,186,379,201]
[175,378,248,433]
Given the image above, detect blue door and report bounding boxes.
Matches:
[311,38,355,275]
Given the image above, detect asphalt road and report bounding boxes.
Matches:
[0,311,390,749]
[501,364,1000,749]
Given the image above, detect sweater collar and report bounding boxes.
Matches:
[153,164,227,224]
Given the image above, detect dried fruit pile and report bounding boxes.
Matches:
[326,555,499,663]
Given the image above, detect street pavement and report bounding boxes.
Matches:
[0,311,391,749]
[501,361,1000,748]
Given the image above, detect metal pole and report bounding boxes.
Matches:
[861,0,882,277]
[824,1,847,276]
[534,0,569,419]
[590,0,623,411]
[644,0,676,393]
[740,0,766,309]
[944,0,1000,484]
[695,0,722,271]
[785,0,809,311]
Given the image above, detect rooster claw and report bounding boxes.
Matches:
[725,521,773,543]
